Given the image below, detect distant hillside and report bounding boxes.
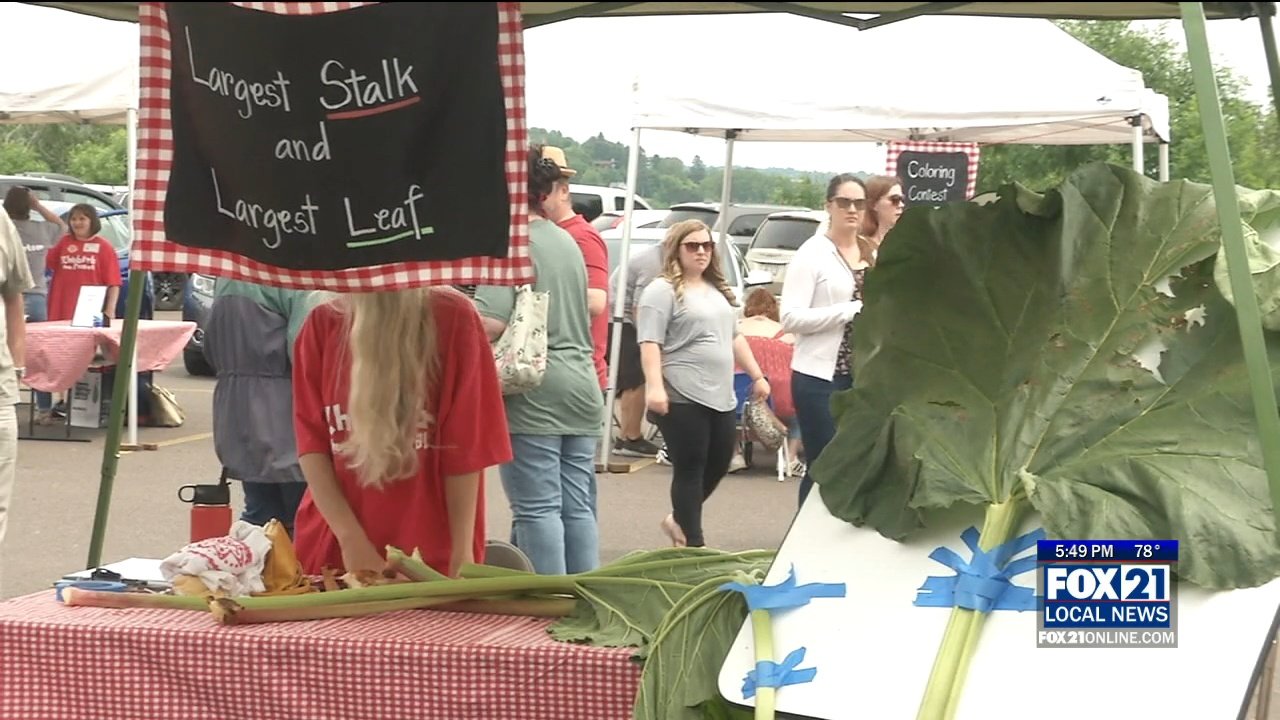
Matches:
[529,128,849,208]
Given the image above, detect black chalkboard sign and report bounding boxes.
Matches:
[895,150,970,208]
[163,2,511,271]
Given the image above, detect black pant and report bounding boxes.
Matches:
[652,401,736,547]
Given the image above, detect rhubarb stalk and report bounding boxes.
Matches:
[749,608,777,720]
[915,497,1026,720]
[61,588,211,611]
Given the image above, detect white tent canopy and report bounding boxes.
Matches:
[629,14,1170,146]
[0,3,137,124]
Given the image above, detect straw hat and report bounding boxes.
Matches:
[540,145,577,178]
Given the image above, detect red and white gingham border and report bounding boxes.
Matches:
[885,140,981,201]
[133,2,532,291]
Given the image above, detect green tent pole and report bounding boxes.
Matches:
[85,269,145,569]
[1182,3,1280,526]
[1258,3,1280,122]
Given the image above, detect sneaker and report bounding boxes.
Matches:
[655,444,670,465]
[728,453,747,474]
[614,437,661,457]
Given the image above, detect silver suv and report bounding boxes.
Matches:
[654,202,808,255]
[744,210,827,296]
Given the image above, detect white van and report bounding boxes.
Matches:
[570,184,653,221]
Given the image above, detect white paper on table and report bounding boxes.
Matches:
[70,285,107,328]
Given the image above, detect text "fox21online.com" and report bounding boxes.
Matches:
[1035,539,1178,649]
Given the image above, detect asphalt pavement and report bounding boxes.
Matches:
[0,309,800,599]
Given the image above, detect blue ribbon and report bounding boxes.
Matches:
[719,565,846,612]
[742,647,817,699]
[913,526,1045,613]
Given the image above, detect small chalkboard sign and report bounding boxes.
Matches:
[894,150,970,207]
[162,2,511,272]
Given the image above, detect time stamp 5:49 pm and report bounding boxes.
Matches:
[1035,540,1179,649]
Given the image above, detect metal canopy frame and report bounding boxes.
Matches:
[16,1,1280,564]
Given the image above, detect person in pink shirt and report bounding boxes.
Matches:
[535,145,610,393]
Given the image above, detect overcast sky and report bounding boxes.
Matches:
[523,13,1278,175]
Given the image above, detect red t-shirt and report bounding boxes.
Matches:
[557,214,609,389]
[46,234,122,321]
[290,289,514,576]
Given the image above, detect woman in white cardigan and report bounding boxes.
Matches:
[780,174,875,505]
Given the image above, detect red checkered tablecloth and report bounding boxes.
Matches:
[0,591,642,720]
[24,320,197,392]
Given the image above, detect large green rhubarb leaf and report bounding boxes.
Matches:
[812,162,1280,589]
[548,549,775,654]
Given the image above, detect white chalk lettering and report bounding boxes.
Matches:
[909,186,952,203]
[319,58,418,111]
[186,26,293,120]
[211,168,320,249]
[343,184,426,240]
[907,160,958,188]
[275,121,332,162]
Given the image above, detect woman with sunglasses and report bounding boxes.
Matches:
[862,175,906,250]
[637,219,770,548]
[780,173,874,506]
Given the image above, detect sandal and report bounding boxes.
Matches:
[661,514,687,548]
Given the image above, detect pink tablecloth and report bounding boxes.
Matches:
[24,320,197,392]
[0,590,642,720]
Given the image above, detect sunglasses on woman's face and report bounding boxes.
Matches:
[682,241,715,253]
[888,195,906,207]
[831,196,866,211]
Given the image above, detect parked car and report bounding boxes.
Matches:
[743,210,827,297]
[33,201,155,320]
[592,208,668,233]
[655,202,808,256]
[605,225,771,318]
[569,184,654,222]
[111,188,189,313]
[0,174,122,213]
[182,272,216,376]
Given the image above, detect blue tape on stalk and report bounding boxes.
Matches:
[54,580,128,603]
[742,647,817,699]
[719,565,846,612]
[913,526,1045,614]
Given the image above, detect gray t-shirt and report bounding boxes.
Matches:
[12,219,59,295]
[0,216,36,406]
[612,243,663,325]
[636,277,739,413]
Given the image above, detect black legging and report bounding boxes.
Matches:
[653,401,736,547]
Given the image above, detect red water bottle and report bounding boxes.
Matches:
[178,469,233,543]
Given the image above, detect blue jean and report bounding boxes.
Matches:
[240,481,308,539]
[22,294,50,411]
[792,371,853,507]
[500,434,600,575]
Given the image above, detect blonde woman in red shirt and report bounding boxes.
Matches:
[290,287,513,577]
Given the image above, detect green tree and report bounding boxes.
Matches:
[689,155,707,183]
[771,176,824,208]
[0,143,50,175]
[66,128,127,184]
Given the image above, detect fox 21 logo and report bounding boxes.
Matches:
[1045,565,1170,603]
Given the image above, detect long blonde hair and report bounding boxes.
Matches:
[661,219,737,306]
[334,287,440,489]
